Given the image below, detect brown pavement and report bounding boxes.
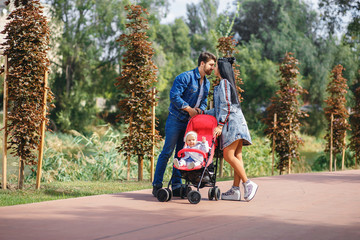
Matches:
[1,170,360,240]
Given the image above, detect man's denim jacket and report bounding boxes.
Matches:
[169,67,210,122]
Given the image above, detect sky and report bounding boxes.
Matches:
[160,0,236,24]
[160,0,319,24]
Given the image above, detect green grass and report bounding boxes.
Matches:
[0,177,239,207]
[0,180,153,207]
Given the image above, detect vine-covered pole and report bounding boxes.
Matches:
[36,71,48,189]
[341,127,346,170]
[288,118,292,174]
[330,113,333,171]
[2,55,8,190]
[150,87,156,182]
[271,113,277,176]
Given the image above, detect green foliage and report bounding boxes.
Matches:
[312,149,355,172]
[26,126,161,182]
[46,0,129,132]
[235,41,279,129]
[1,0,54,164]
[349,73,360,163]
[186,0,219,56]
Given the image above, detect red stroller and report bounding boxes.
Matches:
[156,114,221,204]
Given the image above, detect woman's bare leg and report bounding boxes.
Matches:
[223,139,248,187]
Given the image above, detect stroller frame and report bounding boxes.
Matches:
[156,115,221,204]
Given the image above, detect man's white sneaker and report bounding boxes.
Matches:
[221,187,241,201]
[243,180,258,202]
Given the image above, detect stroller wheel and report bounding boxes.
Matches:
[165,188,172,201]
[157,188,169,202]
[214,187,221,201]
[188,190,201,204]
[208,188,214,200]
[180,185,191,199]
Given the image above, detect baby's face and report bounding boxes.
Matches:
[186,134,197,147]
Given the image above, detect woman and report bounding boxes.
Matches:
[205,57,258,201]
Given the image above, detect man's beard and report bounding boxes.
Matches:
[204,68,212,75]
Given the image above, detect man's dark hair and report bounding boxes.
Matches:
[198,51,216,66]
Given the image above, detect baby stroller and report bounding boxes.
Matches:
[156,114,221,204]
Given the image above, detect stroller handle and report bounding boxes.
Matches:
[177,148,207,159]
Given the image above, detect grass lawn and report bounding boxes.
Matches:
[0,177,237,207]
[0,180,152,207]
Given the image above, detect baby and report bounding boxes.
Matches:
[174,131,210,169]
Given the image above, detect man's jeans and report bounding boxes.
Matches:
[153,114,188,189]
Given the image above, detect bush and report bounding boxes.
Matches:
[312,150,355,172]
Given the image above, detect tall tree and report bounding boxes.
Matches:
[45,0,130,132]
[324,64,351,170]
[186,0,219,57]
[263,53,308,174]
[1,0,53,188]
[116,4,161,181]
[233,0,323,102]
[349,72,360,167]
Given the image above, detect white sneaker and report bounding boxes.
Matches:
[243,180,258,202]
[173,159,180,168]
[221,187,241,201]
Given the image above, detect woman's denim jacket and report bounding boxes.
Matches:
[169,67,210,122]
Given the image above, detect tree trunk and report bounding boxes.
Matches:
[138,155,143,181]
[18,157,25,190]
[2,55,9,190]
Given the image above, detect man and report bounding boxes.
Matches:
[153,51,216,197]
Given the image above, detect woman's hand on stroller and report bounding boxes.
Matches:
[213,125,223,138]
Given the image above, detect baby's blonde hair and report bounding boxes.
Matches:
[183,131,197,142]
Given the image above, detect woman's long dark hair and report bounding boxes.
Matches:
[217,57,239,104]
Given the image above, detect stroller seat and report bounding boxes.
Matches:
[175,114,218,171]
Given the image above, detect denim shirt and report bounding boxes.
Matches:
[205,79,252,149]
[169,67,210,122]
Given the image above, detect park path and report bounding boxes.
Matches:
[1,170,360,240]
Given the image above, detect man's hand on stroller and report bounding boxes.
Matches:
[184,106,199,118]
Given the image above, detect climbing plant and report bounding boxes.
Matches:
[116,4,161,181]
[324,64,351,170]
[0,0,54,188]
[263,52,308,174]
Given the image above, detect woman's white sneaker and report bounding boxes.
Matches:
[221,187,241,201]
[243,180,258,202]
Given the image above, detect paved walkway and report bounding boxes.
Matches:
[1,170,360,240]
